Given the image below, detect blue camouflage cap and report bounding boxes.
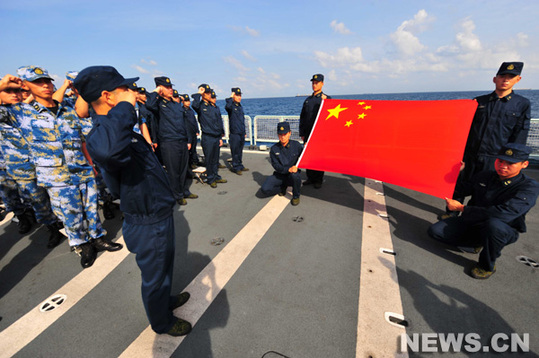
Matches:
[73,65,139,103]
[17,66,54,82]
[66,71,78,81]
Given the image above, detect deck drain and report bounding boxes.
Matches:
[516,255,539,268]
[40,294,67,312]
[380,248,396,256]
[217,191,227,195]
[385,312,409,328]
[292,216,304,223]
[262,352,291,358]
[210,237,225,246]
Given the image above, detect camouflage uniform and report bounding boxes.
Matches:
[0,106,57,224]
[0,148,26,216]
[4,98,106,247]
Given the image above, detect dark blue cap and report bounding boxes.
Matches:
[155,76,173,87]
[138,87,147,94]
[180,94,190,101]
[310,74,324,82]
[199,83,211,93]
[173,89,179,97]
[231,87,242,95]
[277,122,290,134]
[127,82,138,91]
[74,66,139,103]
[496,143,532,163]
[497,62,523,76]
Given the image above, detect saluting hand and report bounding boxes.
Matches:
[0,74,22,91]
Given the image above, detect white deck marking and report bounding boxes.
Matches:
[0,236,130,358]
[356,179,409,358]
[119,194,290,358]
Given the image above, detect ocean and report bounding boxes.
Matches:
[216,89,539,118]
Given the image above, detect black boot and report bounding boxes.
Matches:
[92,237,123,252]
[102,200,115,220]
[74,242,97,268]
[16,212,32,234]
[46,222,65,248]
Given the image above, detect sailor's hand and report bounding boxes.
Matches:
[321,94,327,100]
[0,75,21,91]
[444,197,464,212]
[289,166,298,173]
[118,89,137,106]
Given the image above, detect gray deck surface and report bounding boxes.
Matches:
[0,149,537,358]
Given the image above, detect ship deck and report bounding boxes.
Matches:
[0,149,537,358]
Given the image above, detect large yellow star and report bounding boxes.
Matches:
[345,120,353,127]
[357,113,366,119]
[358,101,365,105]
[326,104,348,120]
[363,105,372,110]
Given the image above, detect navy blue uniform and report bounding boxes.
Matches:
[192,94,224,183]
[225,97,246,172]
[182,105,199,167]
[86,102,178,333]
[454,91,531,199]
[261,140,303,199]
[146,92,193,201]
[299,91,331,184]
[429,170,539,271]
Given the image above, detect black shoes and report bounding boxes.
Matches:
[177,198,187,205]
[92,237,123,252]
[186,194,198,199]
[278,187,287,196]
[166,318,192,337]
[215,178,227,183]
[16,212,33,234]
[171,292,190,310]
[291,197,300,206]
[46,222,65,249]
[313,182,322,189]
[74,242,97,268]
[102,200,115,220]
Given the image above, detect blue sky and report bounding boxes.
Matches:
[1,0,537,98]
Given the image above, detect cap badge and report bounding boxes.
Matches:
[505,149,513,156]
[314,75,318,79]
[166,78,170,83]
[280,126,284,131]
[507,64,514,70]
[35,68,43,75]
[132,83,136,87]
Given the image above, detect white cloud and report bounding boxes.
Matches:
[241,50,256,61]
[230,25,260,37]
[132,65,149,74]
[330,20,352,35]
[517,32,529,47]
[223,56,250,72]
[390,9,432,56]
[141,59,157,66]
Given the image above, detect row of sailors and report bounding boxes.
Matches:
[0,66,247,268]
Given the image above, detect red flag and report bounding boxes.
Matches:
[297,99,478,198]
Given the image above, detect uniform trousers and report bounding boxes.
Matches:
[428,217,519,271]
[17,179,58,225]
[0,170,27,216]
[201,134,221,184]
[229,133,245,172]
[188,137,198,167]
[161,140,190,200]
[261,171,302,198]
[47,177,106,246]
[122,214,177,334]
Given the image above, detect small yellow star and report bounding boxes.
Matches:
[326,104,348,120]
[345,120,353,127]
[358,101,365,105]
[357,113,366,119]
[363,105,372,110]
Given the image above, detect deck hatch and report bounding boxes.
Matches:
[515,255,539,268]
[39,294,67,312]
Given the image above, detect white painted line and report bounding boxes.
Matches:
[0,236,129,358]
[356,179,409,358]
[0,211,14,227]
[119,194,290,358]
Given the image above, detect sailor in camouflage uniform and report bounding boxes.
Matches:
[3,67,122,268]
[0,84,64,246]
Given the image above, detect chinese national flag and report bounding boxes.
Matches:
[297,99,478,198]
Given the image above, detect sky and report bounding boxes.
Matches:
[1,0,538,99]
